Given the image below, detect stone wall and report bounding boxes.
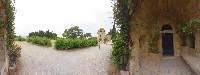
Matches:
[128,0,198,75]
[195,28,200,56]
[97,28,106,44]
[1,56,8,75]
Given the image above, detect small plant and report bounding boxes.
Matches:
[148,41,160,54]
[148,33,160,54]
[111,36,123,69]
[55,38,98,50]
[8,44,21,66]
[27,36,52,47]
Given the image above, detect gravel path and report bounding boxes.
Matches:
[13,42,195,75]
[15,42,112,75]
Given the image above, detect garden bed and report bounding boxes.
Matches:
[55,38,97,50]
[27,36,52,47]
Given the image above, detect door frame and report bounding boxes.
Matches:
[161,25,174,56]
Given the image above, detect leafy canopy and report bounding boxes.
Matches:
[28,30,57,39]
[84,33,92,38]
[62,26,84,39]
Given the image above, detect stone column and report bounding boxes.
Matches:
[129,36,140,75]
[195,26,200,56]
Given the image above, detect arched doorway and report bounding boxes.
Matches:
[161,25,174,56]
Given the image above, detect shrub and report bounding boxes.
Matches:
[8,44,21,65]
[111,36,124,69]
[27,36,52,47]
[55,38,97,50]
[15,36,26,41]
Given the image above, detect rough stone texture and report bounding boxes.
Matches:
[133,54,196,75]
[0,2,9,75]
[159,57,196,75]
[195,31,200,56]
[120,71,130,75]
[182,47,200,75]
[0,36,8,75]
[128,0,199,75]
[13,42,112,75]
[97,28,106,43]
[107,62,120,75]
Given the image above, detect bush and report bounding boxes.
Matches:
[8,44,21,66]
[27,36,52,47]
[15,36,26,41]
[55,38,98,50]
[111,36,124,69]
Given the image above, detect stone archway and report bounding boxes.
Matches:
[161,25,174,56]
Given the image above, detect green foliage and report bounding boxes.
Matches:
[2,0,21,65]
[111,35,123,69]
[180,22,195,36]
[29,30,57,39]
[179,18,200,36]
[178,18,200,46]
[108,29,112,35]
[111,0,133,70]
[190,18,200,32]
[148,33,160,54]
[15,36,26,41]
[88,37,97,40]
[108,24,117,39]
[148,41,159,54]
[83,33,92,38]
[112,24,117,39]
[27,36,52,47]
[55,38,98,50]
[8,44,21,64]
[62,26,83,39]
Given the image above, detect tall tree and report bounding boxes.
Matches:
[111,24,117,39]
[28,30,57,39]
[108,29,112,35]
[62,26,83,39]
[84,33,92,38]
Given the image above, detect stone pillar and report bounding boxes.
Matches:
[195,25,200,56]
[129,36,140,75]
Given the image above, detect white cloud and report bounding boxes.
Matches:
[14,0,113,37]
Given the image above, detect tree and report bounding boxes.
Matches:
[28,30,57,39]
[62,26,83,39]
[108,29,112,35]
[111,24,117,39]
[45,30,57,39]
[107,24,117,39]
[84,33,92,38]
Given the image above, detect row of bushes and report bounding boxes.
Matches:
[27,36,52,47]
[15,36,26,41]
[55,38,98,50]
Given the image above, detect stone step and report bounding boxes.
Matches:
[182,53,200,75]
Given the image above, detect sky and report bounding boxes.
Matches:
[14,0,114,37]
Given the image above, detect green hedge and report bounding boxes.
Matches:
[27,36,52,47]
[15,36,26,41]
[55,38,98,50]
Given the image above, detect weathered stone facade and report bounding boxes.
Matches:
[127,0,200,75]
[97,28,107,44]
[195,25,200,56]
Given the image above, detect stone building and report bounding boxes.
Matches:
[97,28,106,43]
[117,0,200,75]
